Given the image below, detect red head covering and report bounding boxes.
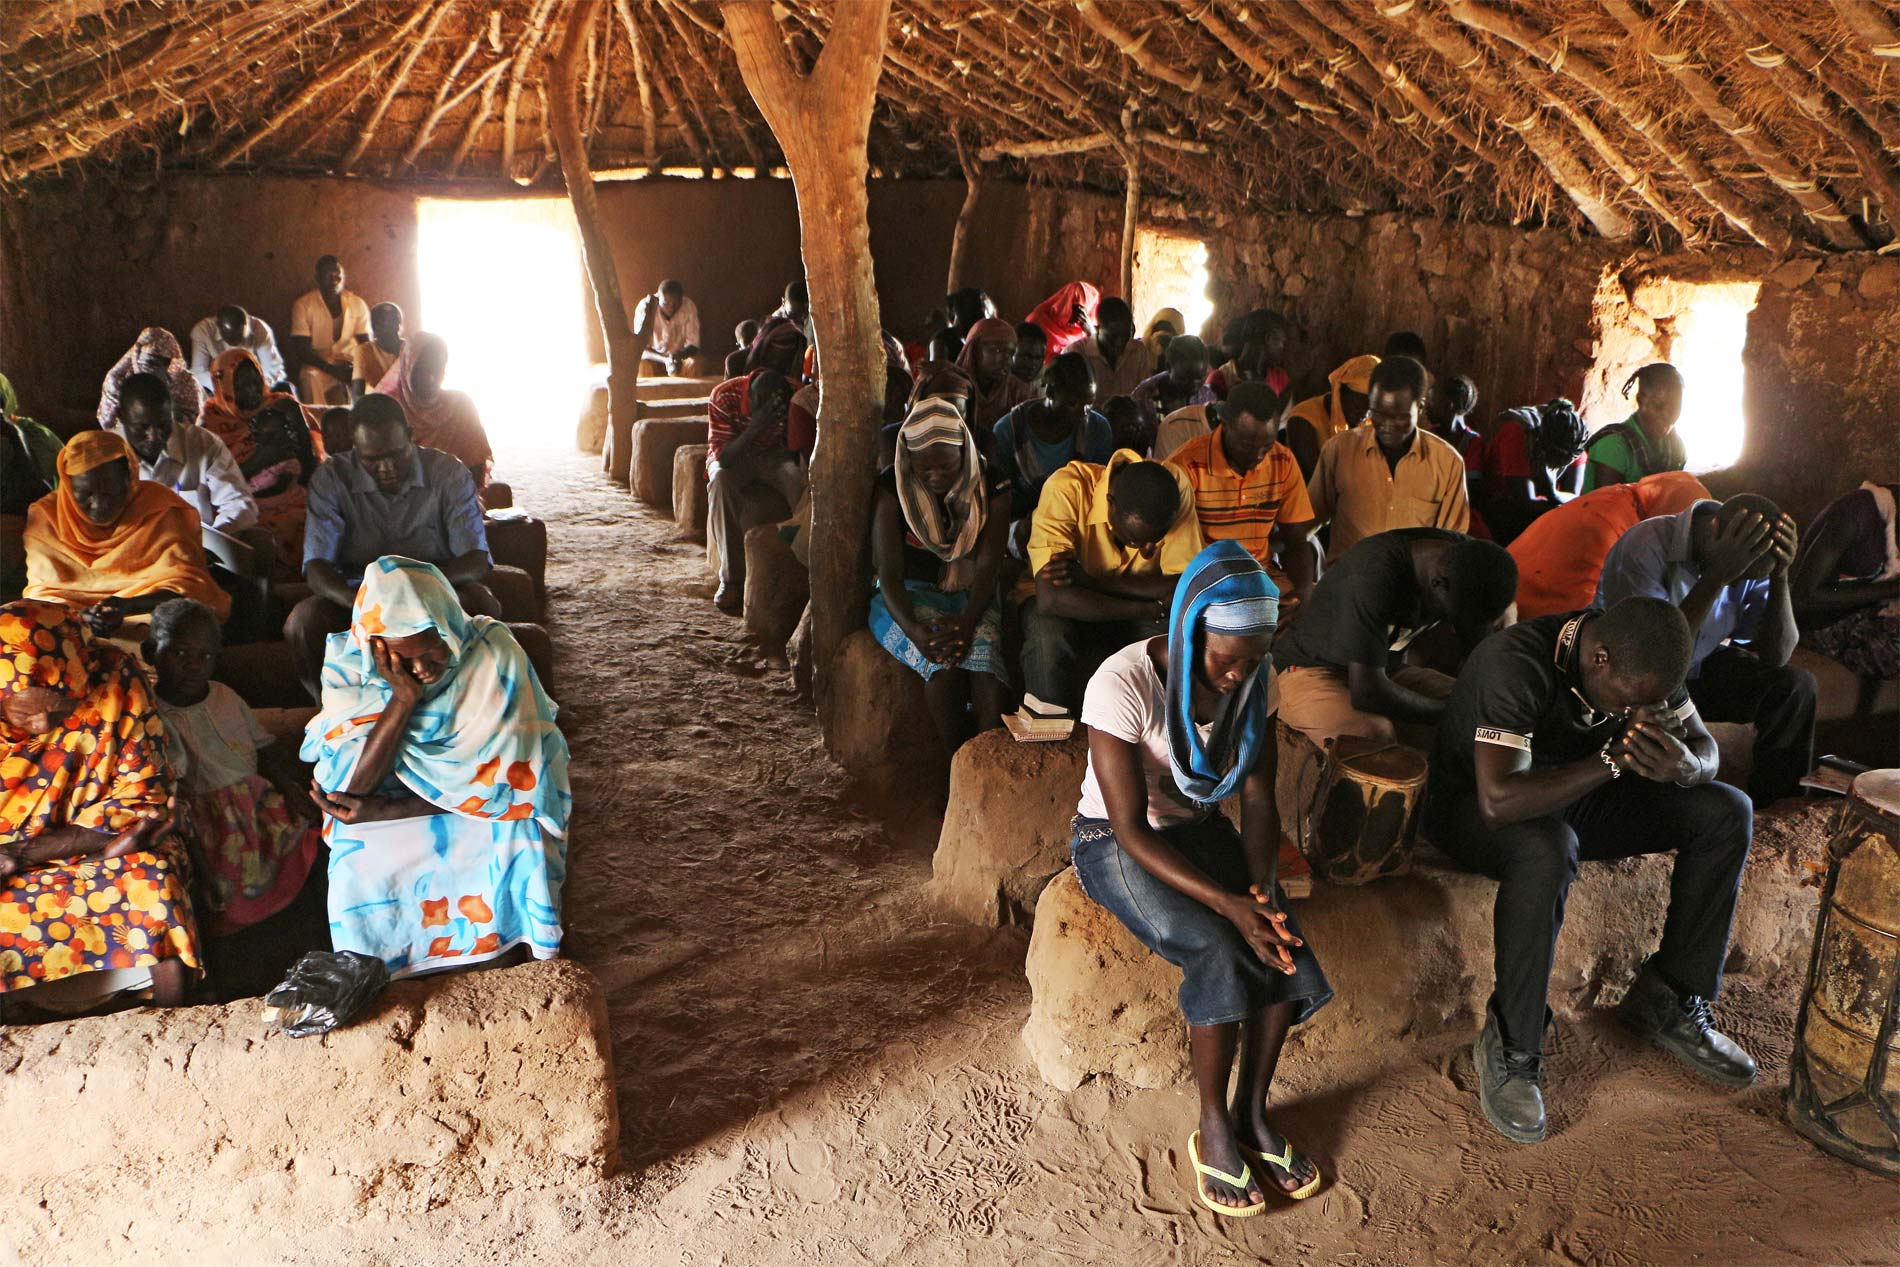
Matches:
[1025,282,1102,364]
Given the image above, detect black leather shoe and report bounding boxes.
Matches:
[1474,1008,1546,1144]
[1619,965,1758,1087]
[713,582,743,614]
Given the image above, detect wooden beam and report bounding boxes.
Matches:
[447,55,505,175]
[398,36,505,172]
[501,0,556,181]
[1827,0,1900,56]
[1444,0,1788,251]
[1119,107,1141,302]
[1071,0,1239,109]
[611,0,659,161]
[946,124,985,294]
[214,5,430,169]
[659,0,766,170]
[720,0,892,738]
[1598,0,1868,249]
[342,0,454,172]
[1725,0,1900,154]
[977,129,1209,162]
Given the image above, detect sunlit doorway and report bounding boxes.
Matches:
[1132,228,1214,344]
[416,197,592,449]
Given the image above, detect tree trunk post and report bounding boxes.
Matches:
[550,0,639,465]
[1118,106,1140,301]
[721,0,890,738]
[947,124,985,294]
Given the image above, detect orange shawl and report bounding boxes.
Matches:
[201,347,309,466]
[23,431,231,619]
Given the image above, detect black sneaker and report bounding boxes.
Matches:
[1474,1007,1546,1144]
[1619,966,1757,1088]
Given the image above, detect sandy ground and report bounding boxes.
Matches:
[60,446,1900,1266]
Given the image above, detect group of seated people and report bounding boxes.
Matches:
[676,274,1894,1213]
[0,256,570,1021]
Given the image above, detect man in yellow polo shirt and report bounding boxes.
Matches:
[1022,450,1205,716]
[1168,381,1319,615]
[1309,355,1469,559]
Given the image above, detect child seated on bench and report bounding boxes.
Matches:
[147,598,319,936]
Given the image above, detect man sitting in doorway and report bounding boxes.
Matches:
[1167,382,1318,613]
[1308,356,1469,558]
[1273,528,1517,751]
[189,304,289,396]
[1079,297,1151,401]
[288,254,371,407]
[1020,452,1205,718]
[287,395,499,701]
[635,279,703,378]
[1429,596,1758,1145]
[350,302,406,401]
[106,371,258,536]
[1595,494,1813,806]
[706,369,807,614]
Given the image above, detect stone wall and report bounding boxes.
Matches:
[0,172,1121,428]
[1206,211,1900,525]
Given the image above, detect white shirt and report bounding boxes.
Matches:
[644,296,702,357]
[1077,639,1279,828]
[106,420,258,532]
[289,288,371,405]
[188,315,288,393]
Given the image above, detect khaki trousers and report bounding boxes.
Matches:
[1274,663,1454,752]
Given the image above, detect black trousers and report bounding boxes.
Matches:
[1432,778,1753,1056]
[1019,596,1165,713]
[1689,645,1817,806]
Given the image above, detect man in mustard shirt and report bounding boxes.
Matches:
[1021,450,1205,716]
[1308,355,1469,559]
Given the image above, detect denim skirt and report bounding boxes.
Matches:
[1071,814,1332,1028]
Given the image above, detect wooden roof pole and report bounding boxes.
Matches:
[946,125,986,295]
[215,4,430,169]
[1597,0,1869,250]
[1444,0,1788,251]
[501,0,556,181]
[610,0,658,162]
[550,0,640,485]
[398,40,505,173]
[0,0,122,50]
[1177,0,1381,162]
[643,15,717,173]
[1371,1,1631,238]
[1297,0,1493,159]
[658,0,766,171]
[1724,0,1900,154]
[447,59,505,175]
[1715,3,1900,237]
[1826,0,1900,57]
[343,0,455,173]
[1119,107,1141,302]
[720,0,892,737]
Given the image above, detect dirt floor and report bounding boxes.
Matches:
[68,446,1900,1266]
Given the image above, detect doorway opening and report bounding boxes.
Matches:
[416,197,592,448]
[1583,276,1760,473]
[1131,228,1213,346]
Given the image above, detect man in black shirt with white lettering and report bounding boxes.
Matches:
[1429,596,1756,1144]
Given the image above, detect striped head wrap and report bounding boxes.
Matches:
[1165,540,1280,805]
[894,398,988,590]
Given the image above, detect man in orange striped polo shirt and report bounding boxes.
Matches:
[1166,381,1320,615]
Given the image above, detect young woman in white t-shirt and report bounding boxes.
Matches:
[1071,541,1331,1218]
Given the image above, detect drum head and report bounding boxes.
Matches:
[1849,769,1900,827]
[1332,734,1428,783]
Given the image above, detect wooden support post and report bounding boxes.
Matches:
[550,0,639,472]
[720,0,891,731]
[1119,110,1140,302]
[946,125,984,294]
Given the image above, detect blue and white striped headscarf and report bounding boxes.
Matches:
[1166,541,1280,805]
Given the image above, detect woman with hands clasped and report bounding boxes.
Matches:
[302,556,570,979]
[1069,541,1331,1220]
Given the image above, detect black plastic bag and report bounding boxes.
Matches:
[263,951,390,1038]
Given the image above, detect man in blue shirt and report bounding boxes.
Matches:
[1595,493,1813,804]
[285,394,499,700]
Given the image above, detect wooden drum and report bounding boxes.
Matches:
[1300,735,1428,886]
[1788,768,1900,1176]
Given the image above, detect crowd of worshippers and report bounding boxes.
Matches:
[0,252,570,1022]
[669,274,1895,1209]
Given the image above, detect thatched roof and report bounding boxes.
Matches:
[5,0,1898,252]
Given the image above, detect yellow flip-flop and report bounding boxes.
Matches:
[1243,1136,1324,1201]
[1187,1130,1267,1219]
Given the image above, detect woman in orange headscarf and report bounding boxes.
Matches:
[203,349,319,582]
[1026,281,1102,364]
[23,430,230,633]
[1283,353,1380,481]
[375,332,494,484]
[0,600,200,1010]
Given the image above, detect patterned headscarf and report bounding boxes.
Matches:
[302,557,570,836]
[0,600,91,705]
[894,399,988,590]
[1165,541,1279,806]
[745,315,808,374]
[97,327,201,431]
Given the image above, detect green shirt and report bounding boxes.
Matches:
[1581,415,1686,492]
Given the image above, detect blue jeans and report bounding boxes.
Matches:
[1071,814,1332,1027]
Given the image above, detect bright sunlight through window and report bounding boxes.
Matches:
[417,197,591,449]
[1669,281,1759,472]
[1132,228,1213,344]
